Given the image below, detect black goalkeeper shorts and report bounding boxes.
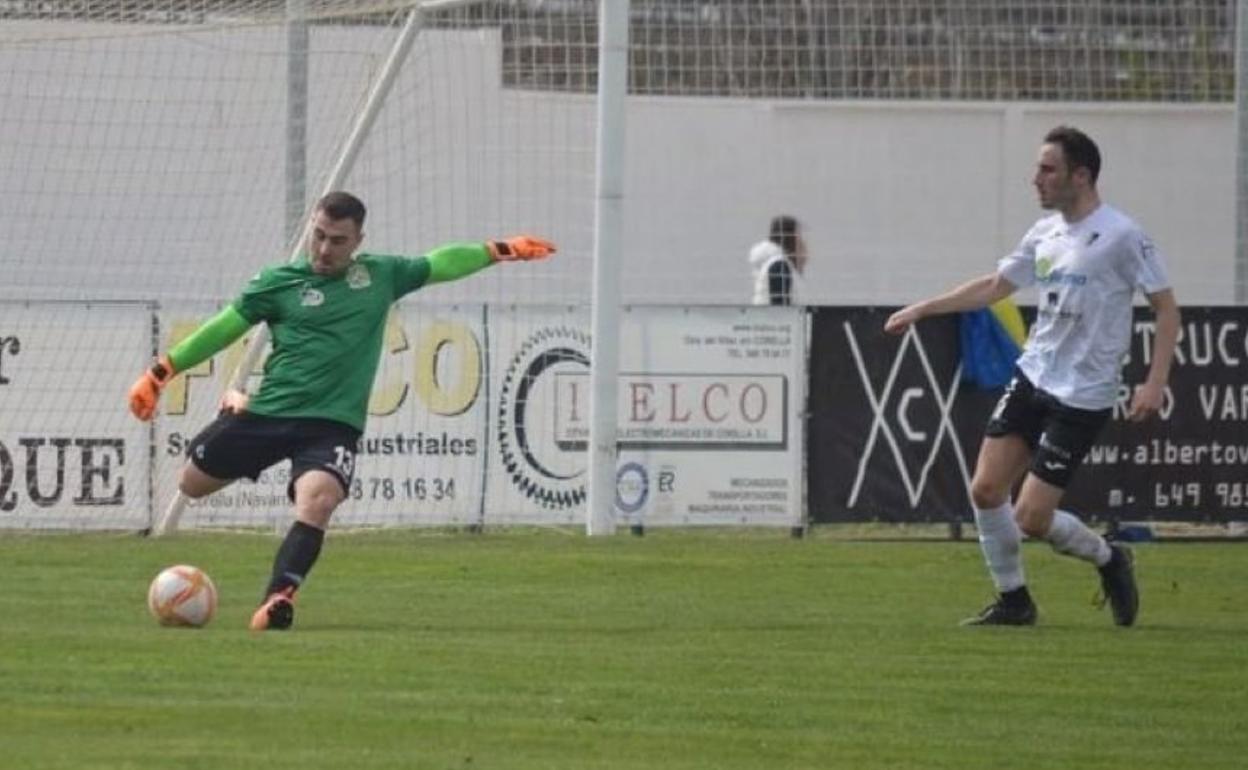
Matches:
[187,412,361,500]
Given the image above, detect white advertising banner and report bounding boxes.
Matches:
[484,306,593,525]
[0,301,152,529]
[485,305,806,527]
[3,301,804,531]
[618,305,804,527]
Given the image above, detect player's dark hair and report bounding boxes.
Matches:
[768,214,800,257]
[316,191,367,227]
[1044,126,1101,184]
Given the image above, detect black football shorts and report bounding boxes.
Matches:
[187,412,361,500]
[984,369,1111,488]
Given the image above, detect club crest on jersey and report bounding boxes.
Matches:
[346,263,371,289]
[300,286,325,307]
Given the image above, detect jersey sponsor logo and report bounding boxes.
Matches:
[1043,460,1066,471]
[1036,267,1088,287]
[1036,306,1082,322]
[346,263,371,289]
[300,286,324,307]
[1035,252,1089,286]
[496,325,591,510]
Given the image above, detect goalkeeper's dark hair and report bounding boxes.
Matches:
[316,191,367,227]
[1044,126,1101,184]
[768,214,801,257]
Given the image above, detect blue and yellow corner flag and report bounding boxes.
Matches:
[959,299,1026,389]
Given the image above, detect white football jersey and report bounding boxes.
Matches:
[997,204,1171,410]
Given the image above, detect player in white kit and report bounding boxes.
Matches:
[884,126,1181,627]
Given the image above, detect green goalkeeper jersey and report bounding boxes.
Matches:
[232,252,433,431]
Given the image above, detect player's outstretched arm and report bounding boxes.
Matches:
[422,237,557,286]
[884,272,1014,335]
[128,305,254,421]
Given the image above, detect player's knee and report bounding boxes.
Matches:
[1013,505,1051,539]
[969,477,1008,510]
[308,490,340,515]
[177,480,204,499]
[177,467,218,499]
[1018,520,1049,539]
[293,479,344,526]
[296,497,337,528]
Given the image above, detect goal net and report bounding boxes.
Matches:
[0,0,596,530]
[5,1,1227,532]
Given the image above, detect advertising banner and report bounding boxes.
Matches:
[0,301,152,529]
[807,308,994,523]
[809,306,1248,524]
[1065,306,1248,521]
[484,305,806,527]
[0,301,800,531]
[11,300,1239,529]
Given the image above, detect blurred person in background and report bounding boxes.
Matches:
[749,214,808,305]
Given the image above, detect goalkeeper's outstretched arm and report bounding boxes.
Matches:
[421,236,556,286]
[128,305,254,421]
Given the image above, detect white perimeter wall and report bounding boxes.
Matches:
[1,25,1235,306]
[625,98,1234,306]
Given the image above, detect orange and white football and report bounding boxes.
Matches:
[147,565,218,628]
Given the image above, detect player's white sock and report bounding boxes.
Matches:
[973,502,1025,592]
[1045,509,1112,566]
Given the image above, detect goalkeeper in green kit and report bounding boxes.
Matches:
[128,191,556,631]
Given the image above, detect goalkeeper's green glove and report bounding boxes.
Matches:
[486,235,557,262]
[128,355,176,421]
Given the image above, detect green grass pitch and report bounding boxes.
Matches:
[1,528,1244,769]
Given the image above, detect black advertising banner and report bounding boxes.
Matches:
[1063,306,1248,522]
[807,308,997,523]
[809,306,1248,524]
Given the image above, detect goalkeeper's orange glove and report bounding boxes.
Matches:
[128,355,177,421]
[486,235,557,262]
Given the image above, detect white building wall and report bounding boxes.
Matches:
[621,98,1234,306]
[1,25,1235,306]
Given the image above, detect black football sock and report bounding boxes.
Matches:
[264,520,325,596]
